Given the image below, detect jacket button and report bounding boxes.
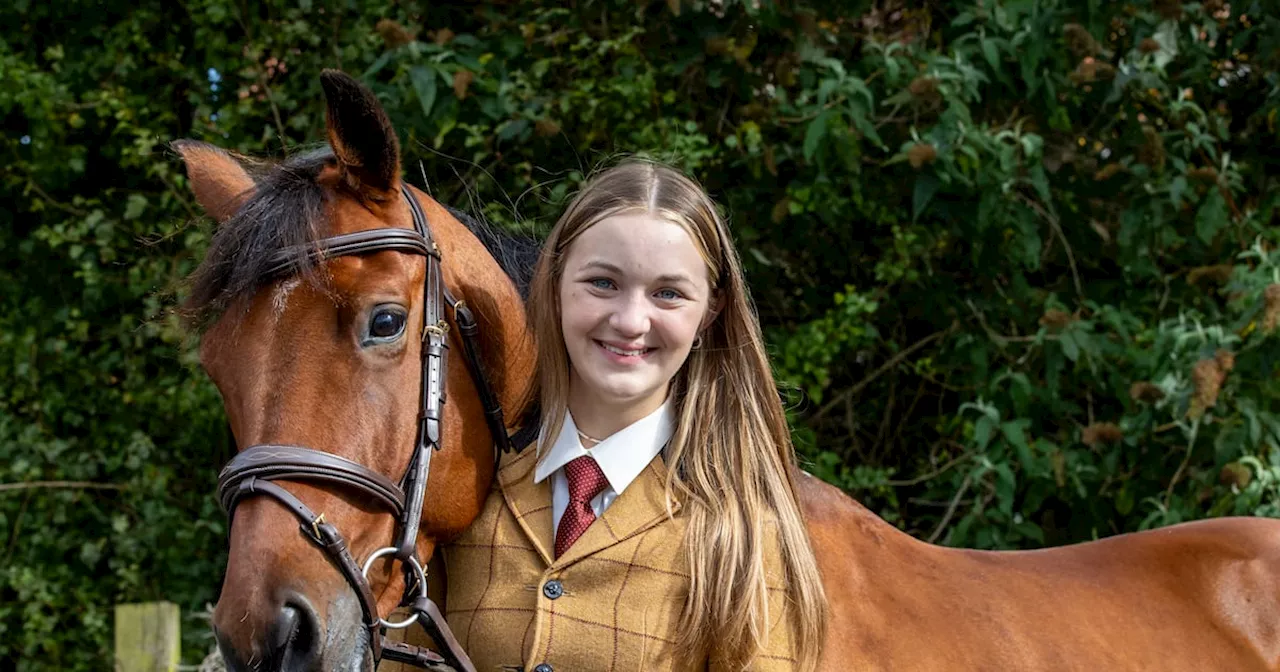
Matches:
[534,665,553,672]
[542,579,563,600]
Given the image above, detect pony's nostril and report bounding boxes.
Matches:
[272,594,321,670]
[272,604,301,650]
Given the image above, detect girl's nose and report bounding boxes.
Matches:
[609,292,650,336]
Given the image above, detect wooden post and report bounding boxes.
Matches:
[114,602,180,672]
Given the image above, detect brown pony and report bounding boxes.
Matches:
[179,71,1280,671]
[177,71,535,671]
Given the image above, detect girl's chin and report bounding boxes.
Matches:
[577,374,665,407]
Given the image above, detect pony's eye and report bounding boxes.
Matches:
[369,308,407,340]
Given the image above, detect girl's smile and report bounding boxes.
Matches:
[596,339,654,362]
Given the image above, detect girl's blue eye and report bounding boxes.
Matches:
[655,289,682,301]
[590,278,614,290]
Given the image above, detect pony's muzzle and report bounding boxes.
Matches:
[215,590,324,672]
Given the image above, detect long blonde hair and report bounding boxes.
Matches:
[525,159,827,669]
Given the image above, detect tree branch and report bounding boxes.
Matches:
[927,472,973,544]
[810,321,958,423]
[1165,417,1202,510]
[1017,192,1084,301]
[26,179,88,217]
[886,450,971,487]
[259,77,290,157]
[0,480,127,494]
[964,299,1042,345]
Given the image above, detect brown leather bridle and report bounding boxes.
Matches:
[216,184,528,671]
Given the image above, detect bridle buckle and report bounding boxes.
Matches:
[423,320,449,339]
[310,512,326,540]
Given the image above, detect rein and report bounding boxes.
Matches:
[216,184,526,671]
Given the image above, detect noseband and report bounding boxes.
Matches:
[216,185,524,671]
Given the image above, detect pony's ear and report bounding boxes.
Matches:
[172,140,255,223]
[320,69,400,198]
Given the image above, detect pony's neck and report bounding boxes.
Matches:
[413,186,536,424]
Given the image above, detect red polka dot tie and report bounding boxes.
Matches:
[555,456,609,558]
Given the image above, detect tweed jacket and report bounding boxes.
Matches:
[434,446,799,671]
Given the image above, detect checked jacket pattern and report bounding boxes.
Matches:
[423,447,800,671]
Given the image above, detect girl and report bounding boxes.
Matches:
[442,159,826,670]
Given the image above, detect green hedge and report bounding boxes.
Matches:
[2,1,1278,668]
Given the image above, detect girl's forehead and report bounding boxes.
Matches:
[568,214,709,279]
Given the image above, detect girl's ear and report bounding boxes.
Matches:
[700,291,724,332]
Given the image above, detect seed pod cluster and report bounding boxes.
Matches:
[1263,284,1280,336]
[1129,381,1165,404]
[376,19,416,49]
[1219,462,1252,489]
[908,76,941,105]
[1189,349,1235,417]
[1186,264,1233,286]
[1137,126,1166,171]
[1187,166,1219,184]
[907,143,938,169]
[1093,163,1124,181]
[1040,309,1074,332]
[1082,422,1124,446]
[535,118,562,138]
[1064,24,1103,58]
[1069,57,1117,84]
[1153,0,1184,20]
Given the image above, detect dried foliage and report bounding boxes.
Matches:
[1082,422,1125,446]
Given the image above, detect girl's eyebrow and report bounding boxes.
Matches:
[580,260,696,286]
[579,260,624,275]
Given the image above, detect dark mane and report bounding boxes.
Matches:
[442,204,539,299]
[183,148,330,329]
[182,148,540,329]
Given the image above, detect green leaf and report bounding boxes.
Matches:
[1059,330,1080,362]
[1116,486,1134,515]
[123,194,146,220]
[994,463,1017,516]
[1048,105,1071,132]
[803,110,833,161]
[1195,189,1228,244]
[1029,164,1051,204]
[817,78,838,105]
[846,77,875,108]
[913,173,940,223]
[981,37,1001,72]
[1153,20,1179,69]
[850,110,885,149]
[497,118,529,142]
[363,51,394,79]
[1012,521,1045,544]
[1169,176,1188,207]
[974,414,997,450]
[1001,420,1035,470]
[409,65,438,119]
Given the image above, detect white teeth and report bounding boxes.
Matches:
[601,342,645,357]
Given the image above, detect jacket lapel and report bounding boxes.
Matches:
[496,449,555,566]
[552,454,682,568]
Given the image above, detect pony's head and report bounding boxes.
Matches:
[176,70,534,671]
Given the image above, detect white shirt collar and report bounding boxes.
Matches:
[534,401,674,494]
